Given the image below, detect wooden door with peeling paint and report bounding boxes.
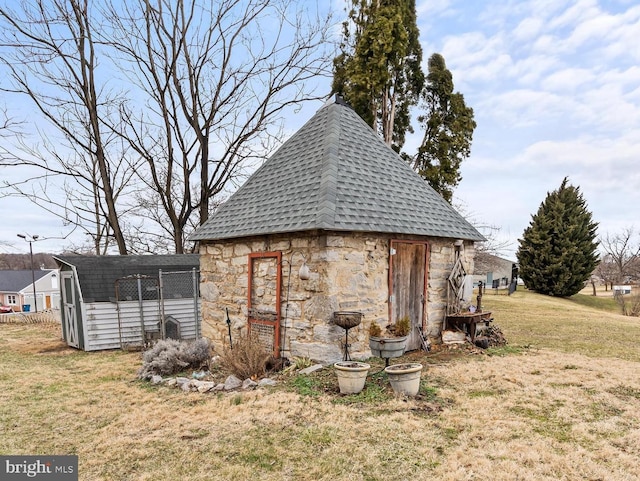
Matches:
[389,240,428,351]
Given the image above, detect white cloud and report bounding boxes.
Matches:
[508,54,562,86]
[541,67,596,92]
[512,16,544,42]
[476,89,576,127]
[416,0,455,18]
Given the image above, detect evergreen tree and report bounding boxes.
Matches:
[412,53,476,203]
[517,178,599,297]
[332,0,424,151]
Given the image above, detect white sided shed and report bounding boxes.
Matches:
[54,255,200,351]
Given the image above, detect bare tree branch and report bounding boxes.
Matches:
[101,0,334,252]
[599,227,640,284]
[0,0,135,254]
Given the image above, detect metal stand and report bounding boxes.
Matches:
[332,311,363,362]
[342,327,353,361]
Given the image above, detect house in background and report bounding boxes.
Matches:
[191,97,484,363]
[473,254,518,289]
[0,269,60,312]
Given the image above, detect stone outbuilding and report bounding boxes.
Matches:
[191,97,483,363]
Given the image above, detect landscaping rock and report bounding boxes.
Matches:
[181,380,194,392]
[258,378,277,387]
[299,364,324,375]
[213,383,225,391]
[165,378,177,386]
[242,379,258,390]
[195,381,216,393]
[151,375,163,385]
[224,375,242,391]
[175,377,190,386]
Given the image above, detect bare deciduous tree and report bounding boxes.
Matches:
[0,0,133,254]
[595,254,617,291]
[102,0,334,253]
[599,227,640,285]
[1,0,332,254]
[0,252,56,270]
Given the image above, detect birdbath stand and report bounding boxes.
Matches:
[333,311,363,361]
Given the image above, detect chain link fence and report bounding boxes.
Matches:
[115,269,200,349]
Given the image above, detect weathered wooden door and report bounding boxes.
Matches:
[389,240,428,351]
[61,271,79,348]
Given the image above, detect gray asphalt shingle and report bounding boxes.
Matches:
[191,98,484,242]
[0,270,49,292]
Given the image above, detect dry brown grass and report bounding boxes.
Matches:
[1,292,639,480]
[482,289,640,361]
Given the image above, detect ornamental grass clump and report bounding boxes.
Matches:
[369,316,410,338]
[138,338,211,379]
[218,332,273,380]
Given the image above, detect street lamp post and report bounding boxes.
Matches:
[17,234,39,313]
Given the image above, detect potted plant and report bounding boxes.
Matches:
[368,316,410,362]
[333,361,371,394]
[384,362,423,396]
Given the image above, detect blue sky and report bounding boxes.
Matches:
[2,0,639,258]
[412,0,640,258]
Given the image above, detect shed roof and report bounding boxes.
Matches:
[54,255,199,302]
[191,97,483,242]
[0,270,49,293]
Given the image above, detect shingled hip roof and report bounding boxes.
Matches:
[191,98,484,242]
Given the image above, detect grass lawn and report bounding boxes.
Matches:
[482,289,640,361]
[1,291,640,481]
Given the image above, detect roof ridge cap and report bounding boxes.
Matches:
[316,104,340,228]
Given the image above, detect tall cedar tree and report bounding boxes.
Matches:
[332,0,424,151]
[412,53,476,203]
[517,178,599,297]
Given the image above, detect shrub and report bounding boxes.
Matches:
[217,332,272,380]
[369,322,382,337]
[616,293,640,317]
[394,316,411,337]
[138,338,211,379]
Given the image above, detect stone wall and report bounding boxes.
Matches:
[199,231,475,363]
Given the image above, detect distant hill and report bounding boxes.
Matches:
[0,253,58,270]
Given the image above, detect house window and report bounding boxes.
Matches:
[51,273,58,289]
[7,295,16,305]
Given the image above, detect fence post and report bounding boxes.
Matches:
[136,275,146,345]
[192,268,200,339]
[159,269,166,340]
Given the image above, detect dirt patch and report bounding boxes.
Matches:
[36,341,77,355]
[1,323,74,356]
